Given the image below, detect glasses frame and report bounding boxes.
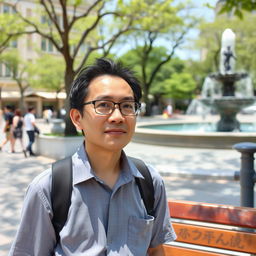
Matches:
[82,100,141,116]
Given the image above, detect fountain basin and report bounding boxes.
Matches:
[133,120,256,149]
[201,97,255,131]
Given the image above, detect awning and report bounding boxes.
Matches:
[1,91,67,99]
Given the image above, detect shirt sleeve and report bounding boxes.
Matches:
[30,114,36,124]
[8,169,56,256]
[147,165,177,248]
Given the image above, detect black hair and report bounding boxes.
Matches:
[4,105,14,110]
[69,58,142,113]
[28,107,35,112]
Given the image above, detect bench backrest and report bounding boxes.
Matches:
[164,200,256,256]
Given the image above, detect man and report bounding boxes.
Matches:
[24,107,37,156]
[9,58,176,255]
[0,105,15,152]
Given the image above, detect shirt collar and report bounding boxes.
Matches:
[72,144,94,185]
[121,152,144,180]
[72,144,144,186]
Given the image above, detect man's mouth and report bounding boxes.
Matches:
[104,129,126,134]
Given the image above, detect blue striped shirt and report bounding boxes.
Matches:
[9,144,176,255]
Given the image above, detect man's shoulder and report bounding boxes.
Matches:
[28,168,52,195]
[144,163,164,184]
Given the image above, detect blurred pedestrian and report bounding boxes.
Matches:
[0,105,15,152]
[0,108,3,126]
[60,107,66,119]
[43,108,53,123]
[166,104,173,117]
[12,109,27,157]
[24,107,37,156]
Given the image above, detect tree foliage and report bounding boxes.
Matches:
[218,0,256,18]
[119,0,197,115]
[0,1,27,54]
[0,49,31,113]
[161,72,196,100]
[14,0,138,135]
[29,54,64,94]
[15,0,190,130]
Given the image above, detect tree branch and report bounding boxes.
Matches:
[40,0,62,36]
[148,29,187,87]
[75,20,132,73]
[13,2,62,52]
[72,9,121,59]
[69,0,104,27]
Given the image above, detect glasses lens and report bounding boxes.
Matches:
[120,102,139,115]
[94,100,113,115]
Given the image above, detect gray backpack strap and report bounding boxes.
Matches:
[51,156,73,243]
[128,156,155,217]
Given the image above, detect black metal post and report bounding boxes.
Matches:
[233,142,256,208]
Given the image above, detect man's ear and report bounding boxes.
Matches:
[70,108,83,130]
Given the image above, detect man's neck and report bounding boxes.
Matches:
[86,145,122,189]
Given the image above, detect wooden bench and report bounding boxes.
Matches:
[163,200,256,256]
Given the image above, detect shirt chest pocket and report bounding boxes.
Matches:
[127,215,154,255]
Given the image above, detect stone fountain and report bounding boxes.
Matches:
[201,28,255,131]
[133,28,256,149]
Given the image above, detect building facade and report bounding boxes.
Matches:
[0,0,66,117]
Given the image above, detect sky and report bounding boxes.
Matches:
[175,0,219,60]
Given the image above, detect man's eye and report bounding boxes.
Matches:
[122,103,134,109]
[97,102,111,108]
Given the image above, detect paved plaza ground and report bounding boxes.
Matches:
[0,115,255,255]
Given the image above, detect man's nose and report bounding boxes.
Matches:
[108,106,124,122]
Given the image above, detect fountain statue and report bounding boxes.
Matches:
[201,28,255,131]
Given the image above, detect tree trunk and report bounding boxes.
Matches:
[143,86,152,116]
[19,89,26,115]
[16,81,27,115]
[64,68,77,136]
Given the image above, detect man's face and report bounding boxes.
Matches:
[71,75,137,153]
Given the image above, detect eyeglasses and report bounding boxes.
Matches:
[82,100,141,116]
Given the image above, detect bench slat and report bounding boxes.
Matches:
[169,200,256,228]
[163,244,230,256]
[173,222,256,254]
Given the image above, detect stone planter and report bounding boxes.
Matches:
[50,118,65,134]
[35,134,83,159]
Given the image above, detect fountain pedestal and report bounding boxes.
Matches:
[202,96,255,132]
[217,109,240,132]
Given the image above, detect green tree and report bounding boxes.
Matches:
[0,3,27,107]
[118,0,197,115]
[163,72,196,100]
[14,0,141,135]
[29,54,64,96]
[218,0,256,18]
[0,3,25,54]
[149,57,186,99]
[0,49,31,113]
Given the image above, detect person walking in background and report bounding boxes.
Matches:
[12,109,27,158]
[0,108,3,126]
[43,107,53,123]
[166,104,173,117]
[0,105,15,153]
[24,107,37,156]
